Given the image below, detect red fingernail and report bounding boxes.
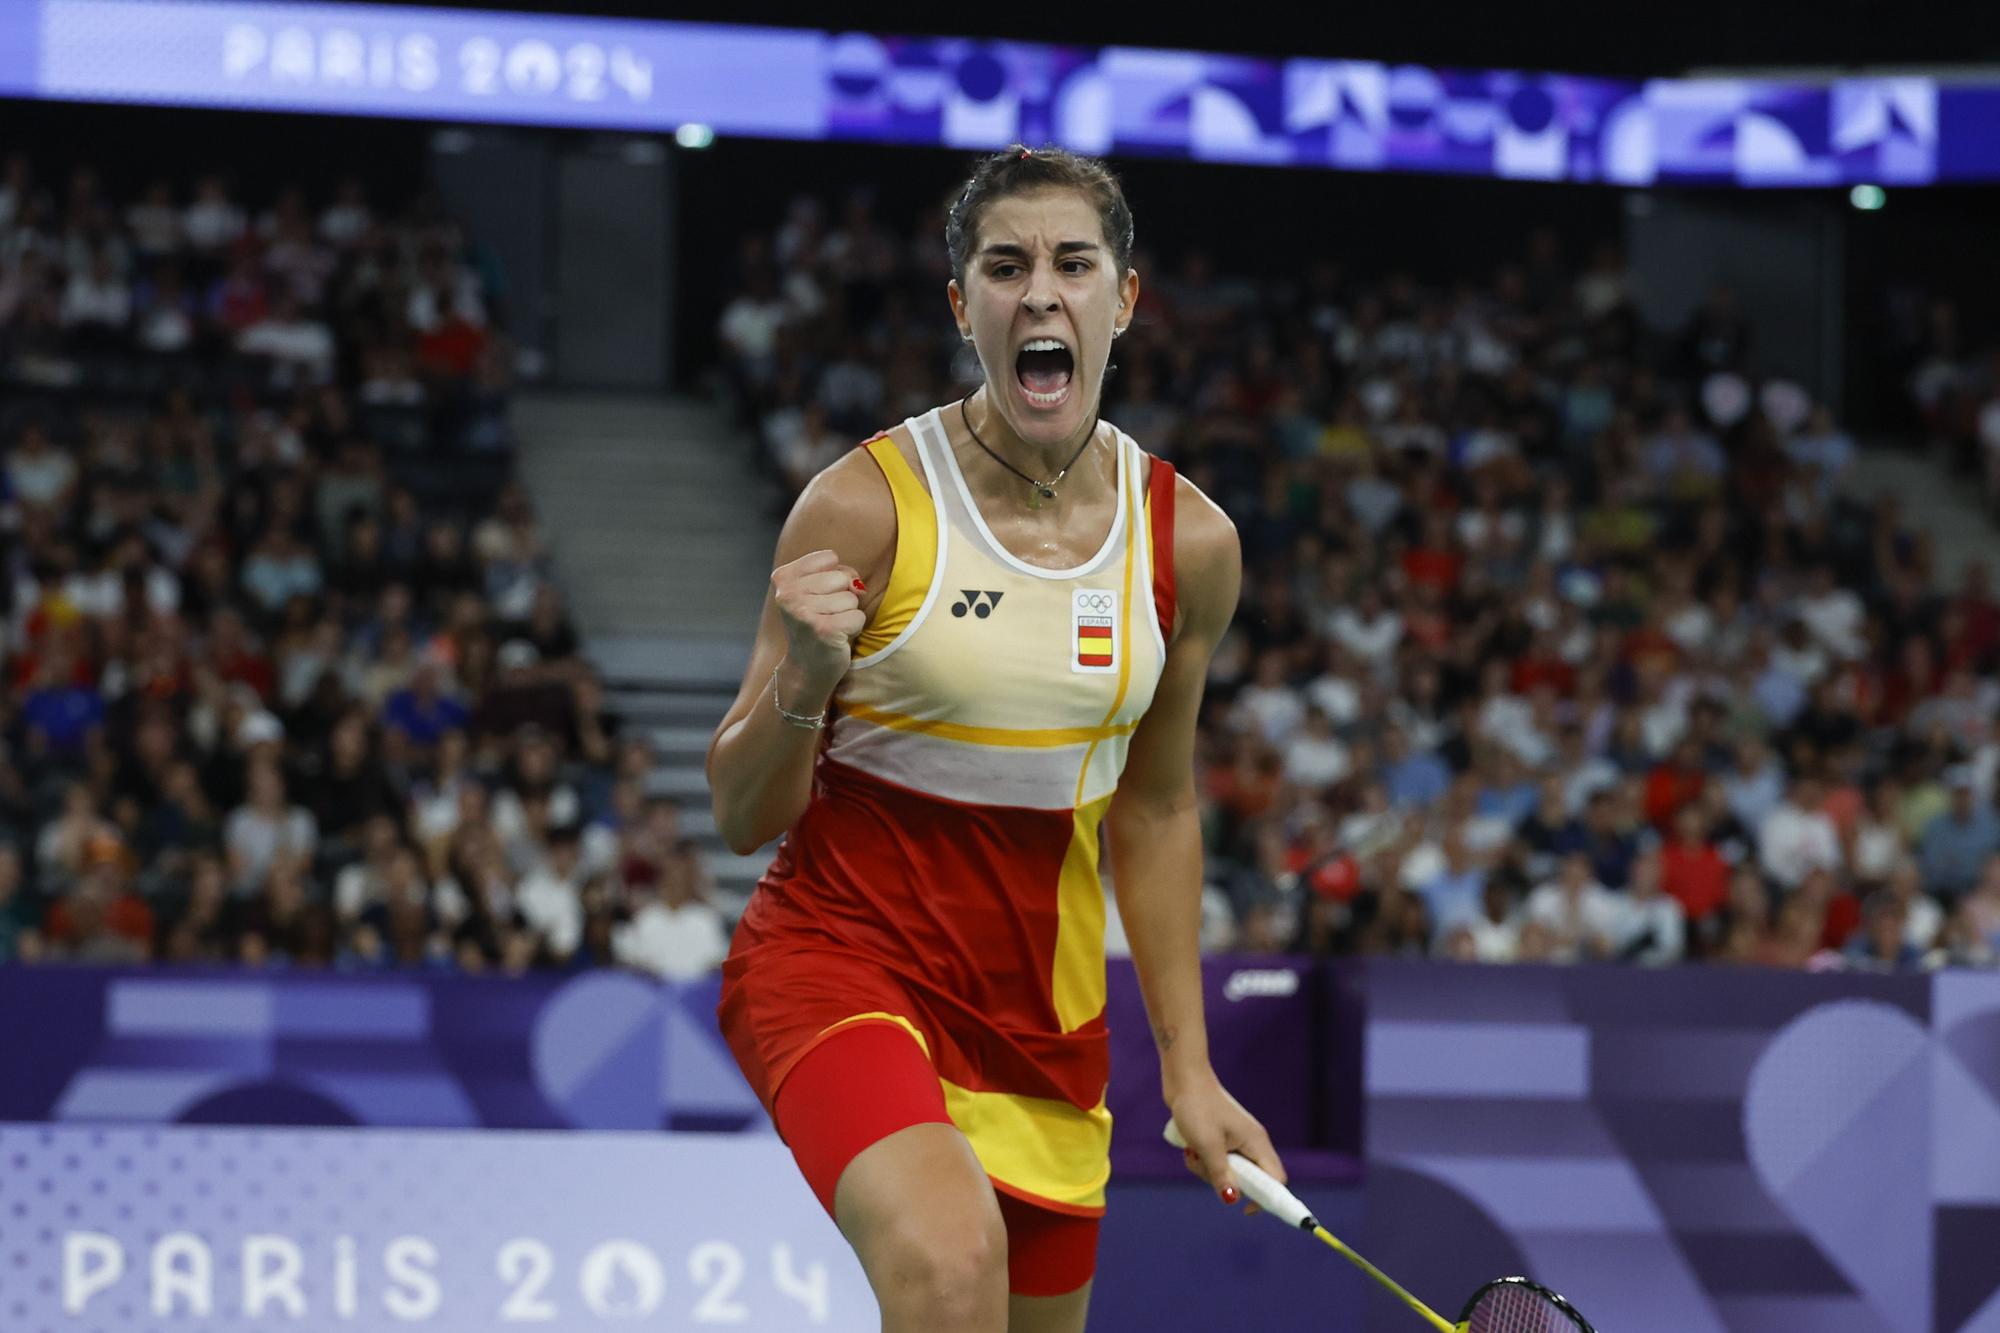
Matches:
[1221,1186,1239,1206]
[852,578,867,593]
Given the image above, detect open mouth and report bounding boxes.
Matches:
[1016,338,1074,407]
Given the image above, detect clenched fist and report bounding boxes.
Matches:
[772,548,867,692]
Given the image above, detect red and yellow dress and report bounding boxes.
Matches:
[718,405,1177,1220]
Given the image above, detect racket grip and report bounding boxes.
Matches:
[1162,1119,1316,1231]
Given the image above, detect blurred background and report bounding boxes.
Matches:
[3,2,2000,1330]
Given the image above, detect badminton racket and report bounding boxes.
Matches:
[1162,1119,1596,1333]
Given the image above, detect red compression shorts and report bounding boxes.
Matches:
[772,1020,1100,1298]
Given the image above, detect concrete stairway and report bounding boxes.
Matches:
[513,392,784,912]
[1851,442,1994,588]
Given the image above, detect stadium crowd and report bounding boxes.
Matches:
[717,187,2000,974]
[0,153,729,980]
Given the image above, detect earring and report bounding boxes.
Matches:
[961,332,974,345]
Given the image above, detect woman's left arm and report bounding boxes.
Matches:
[1104,476,1285,1207]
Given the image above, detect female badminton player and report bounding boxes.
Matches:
[708,144,1286,1332]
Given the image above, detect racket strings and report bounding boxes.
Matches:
[1465,1283,1574,1333]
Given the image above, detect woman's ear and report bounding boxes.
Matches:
[947,278,972,342]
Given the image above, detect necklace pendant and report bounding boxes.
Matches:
[1027,486,1046,511]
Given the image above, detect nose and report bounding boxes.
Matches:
[1021,261,1060,315]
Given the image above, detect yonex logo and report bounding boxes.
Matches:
[951,590,1005,619]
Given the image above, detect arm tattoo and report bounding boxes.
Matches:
[1156,1024,1177,1054]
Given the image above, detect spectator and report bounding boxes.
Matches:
[41,832,152,961]
[223,757,317,895]
[236,289,335,385]
[613,843,728,981]
[1882,858,1945,954]
[7,420,79,515]
[383,659,469,754]
[1758,775,1843,891]
[1918,771,2000,900]
[514,821,588,960]
[1613,851,1686,965]
[0,845,31,962]
[1523,852,1621,962]
[20,641,104,764]
[1661,804,1730,929]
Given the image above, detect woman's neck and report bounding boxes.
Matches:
[960,388,1101,491]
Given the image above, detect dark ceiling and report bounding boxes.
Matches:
[345,0,1998,79]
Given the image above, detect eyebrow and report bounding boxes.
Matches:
[978,240,1101,260]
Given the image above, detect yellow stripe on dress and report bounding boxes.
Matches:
[812,1010,931,1056]
[840,699,1139,748]
[1051,792,1114,1032]
[1070,450,1140,808]
[852,437,937,658]
[941,1080,1112,1213]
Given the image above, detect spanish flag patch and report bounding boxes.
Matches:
[1072,588,1117,674]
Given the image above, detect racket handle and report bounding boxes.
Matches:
[1162,1119,1316,1232]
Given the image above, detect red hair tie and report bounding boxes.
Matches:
[1019,147,1033,159]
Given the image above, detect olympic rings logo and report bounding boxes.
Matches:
[1075,592,1114,613]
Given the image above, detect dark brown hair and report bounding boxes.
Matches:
[945,144,1135,286]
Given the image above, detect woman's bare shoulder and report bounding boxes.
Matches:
[774,422,920,580]
[1168,470,1241,641]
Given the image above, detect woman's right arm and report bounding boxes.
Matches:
[706,451,895,856]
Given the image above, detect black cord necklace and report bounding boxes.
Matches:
[960,396,1098,511]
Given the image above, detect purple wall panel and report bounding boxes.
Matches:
[1362,962,2000,1333]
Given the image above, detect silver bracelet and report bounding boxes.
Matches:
[770,665,828,731]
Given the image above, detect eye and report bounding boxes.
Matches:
[1060,259,1091,275]
[990,263,1022,279]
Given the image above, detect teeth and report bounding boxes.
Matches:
[1022,338,1068,352]
[1023,385,1068,405]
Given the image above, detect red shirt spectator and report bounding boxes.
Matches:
[1511,650,1576,697]
[1660,809,1729,922]
[1643,745,1706,831]
[418,309,488,381]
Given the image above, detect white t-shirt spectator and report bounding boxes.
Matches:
[1562,754,1621,816]
[1610,893,1685,965]
[224,805,318,894]
[1724,761,1787,830]
[717,293,787,363]
[1797,587,1866,660]
[1757,801,1843,889]
[60,270,131,329]
[1460,911,1521,963]
[1282,732,1351,790]
[320,201,371,248]
[7,448,77,509]
[183,197,245,252]
[1851,818,1905,884]
[237,312,336,383]
[515,867,584,958]
[1523,878,1622,961]
[1903,892,1945,951]
[613,898,730,980]
[1327,607,1402,672]
[1304,672,1362,727]
[1663,602,1716,655]
[1771,638,1829,687]
[1235,683,1305,746]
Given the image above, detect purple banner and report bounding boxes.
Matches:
[5,1,1996,186]
[0,959,1336,1175]
[0,1123,872,1332]
[1363,962,2000,1333]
